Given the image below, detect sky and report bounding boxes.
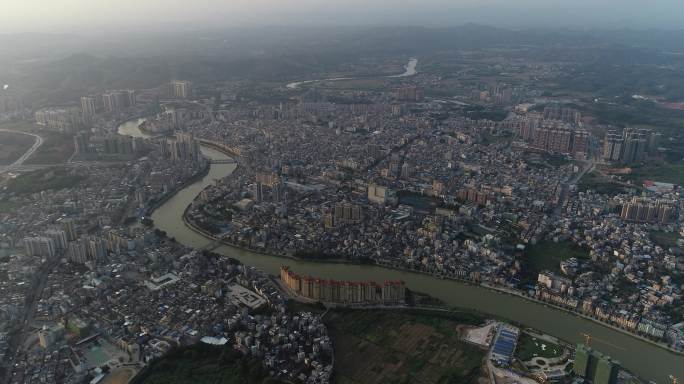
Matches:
[1,0,683,33]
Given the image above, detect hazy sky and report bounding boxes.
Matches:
[1,0,683,33]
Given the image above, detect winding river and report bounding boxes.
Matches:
[286,58,419,89]
[119,118,683,383]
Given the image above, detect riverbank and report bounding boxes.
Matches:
[168,139,684,358]
[196,139,241,158]
[142,133,684,381]
[181,200,355,265]
[286,57,418,89]
[143,160,210,217]
[182,210,684,356]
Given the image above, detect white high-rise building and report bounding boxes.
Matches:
[170,80,191,99]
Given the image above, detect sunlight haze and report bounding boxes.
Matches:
[1,0,683,33]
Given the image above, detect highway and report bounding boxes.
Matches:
[0,129,44,174]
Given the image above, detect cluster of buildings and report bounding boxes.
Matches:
[81,90,136,118]
[169,80,191,99]
[0,122,332,383]
[469,84,517,105]
[573,344,620,384]
[4,47,684,383]
[489,324,520,366]
[619,196,678,224]
[183,95,568,289]
[506,106,590,158]
[160,72,684,355]
[36,80,192,140]
[167,132,201,162]
[280,266,406,305]
[602,128,661,164]
[34,107,82,133]
[532,188,684,348]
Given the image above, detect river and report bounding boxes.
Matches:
[118,119,683,383]
[117,118,149,138]
[286,58,418,89]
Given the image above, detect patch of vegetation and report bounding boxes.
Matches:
[6,168,85,195]
[462,105,508,122]
[131,343,282,384]
[586,100,684,134]
[524,153,570,169]
[0,131,36,165]
[326,309,486,384]
[0,121,76,164]
[578,171,631,195]
[625,163,684,187]
[523,241,590,276]
[0,120,41,133]
[286,300,327,315]
[0,200,19,213]
[481,130,513,146]
[650,230,681,249]
[516,333,564,362]
[543,154,570,167]
[397,190,442,213]
[26,131,74,164]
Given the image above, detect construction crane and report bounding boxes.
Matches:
[579,332,626,351]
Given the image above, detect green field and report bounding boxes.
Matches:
[0,201,19,213]
[0,120,41,133]
[6,168,86,195]
[524,241,590,275]
[27,131,74,164]
[0,131,35,165]
[326,309,486,384]
[650,230,682,249]
[578,171,631,195]
[0,121,74,164]
[515,333,564,362]
[130,343,282,384]
[626,163,684,187]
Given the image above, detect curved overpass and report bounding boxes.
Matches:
[0,129,44,174]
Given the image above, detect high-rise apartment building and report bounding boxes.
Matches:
[170,132,201,162]
[573,344,619,384]
[102,90,136,113]
[543,105,582,124]
[620,197,677,224]
[603,128,655,164]
[80,96,98,119]
[35,108,81,132]
[170,80,191,99]
[61,219,77,241]
[45,229,68,251]
[24,237,56,258]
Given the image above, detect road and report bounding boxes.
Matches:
[553,146,597,216]
[0,258,58,382]
[0,129,44,174]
